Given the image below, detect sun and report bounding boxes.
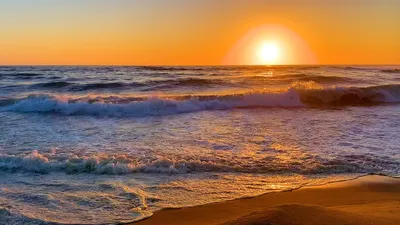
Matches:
[223,25,317,65]
[259,43,279,64]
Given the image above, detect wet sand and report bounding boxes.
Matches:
[130,175,400,225]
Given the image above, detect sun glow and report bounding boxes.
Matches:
[259,43,279,64]
[223,25,317,65]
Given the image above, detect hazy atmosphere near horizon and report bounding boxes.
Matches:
[0,1,399,225]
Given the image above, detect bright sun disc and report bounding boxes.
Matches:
[259,43,279,64]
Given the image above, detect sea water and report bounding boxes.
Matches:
[0,66,399,224]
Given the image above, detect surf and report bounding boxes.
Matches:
[1,84,399,117]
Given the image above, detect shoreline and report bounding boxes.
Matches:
[127,175,400,225]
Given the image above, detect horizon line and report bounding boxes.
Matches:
[0,64,399,67]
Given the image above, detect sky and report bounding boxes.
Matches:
[0,0,399,65]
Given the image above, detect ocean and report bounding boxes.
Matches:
[0,65,399,224]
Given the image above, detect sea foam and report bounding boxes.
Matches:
[0,90,303,117]
[1,84,400,117]
[0,149,398,175]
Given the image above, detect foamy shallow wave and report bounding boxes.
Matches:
[0,84,399,117]
[0,150,398,175]
[0,208,56,225]
[0,172,150,224]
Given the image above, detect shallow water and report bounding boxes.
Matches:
[0,66,399,224]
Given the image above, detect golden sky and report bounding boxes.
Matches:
[0,0,399,65]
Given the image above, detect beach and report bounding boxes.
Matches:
[132,175,400,225]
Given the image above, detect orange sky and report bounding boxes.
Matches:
[0,0,399,65]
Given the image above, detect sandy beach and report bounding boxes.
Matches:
[131,175,400,225]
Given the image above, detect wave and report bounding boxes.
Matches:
[0,90,303,117]
[341,66,400,73]
[137,66,207,71]
[29,78,225,91]
[299,84,400,105]
[0,97,19,107]
[33,81,73,88]
[0,207,56,225]
[30,81,143,91]
[0,150,397,175]
[255,74,358,84]
[146,78,225,89]
[297,75,357,83]
[342,66,375,71]
[1,84,399,117]
[381,69,400,73]
[0,72,44,78]
[70,82,133,91]
[7,73,43,77]
[135,65,319,71]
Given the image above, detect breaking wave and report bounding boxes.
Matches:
[0,150,398,175]
[0,90,304,117]
[1,84,399,117]
[299,84,400,105]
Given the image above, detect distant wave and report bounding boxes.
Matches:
[2,73,376,92]
[0,72,45,81]
[297,75,358,83]
[33,81,73,88]
[26,75,360,92]
[0,150,398,175]
[134,65,319,71]
[1,84,400,117]
[30,81,134,90]
[299,84,400,105]
[341,66,400,73]
[137,66,207,71]
[34,75,349,91]
[250,74,359,84]
[342,66,374,71]
[70,82,134,90]
[381,69,400,73]
[0,72,44,77]
[145,77,226,89]
[29,78,226,91]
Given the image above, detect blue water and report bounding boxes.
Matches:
[0,66,399,224]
